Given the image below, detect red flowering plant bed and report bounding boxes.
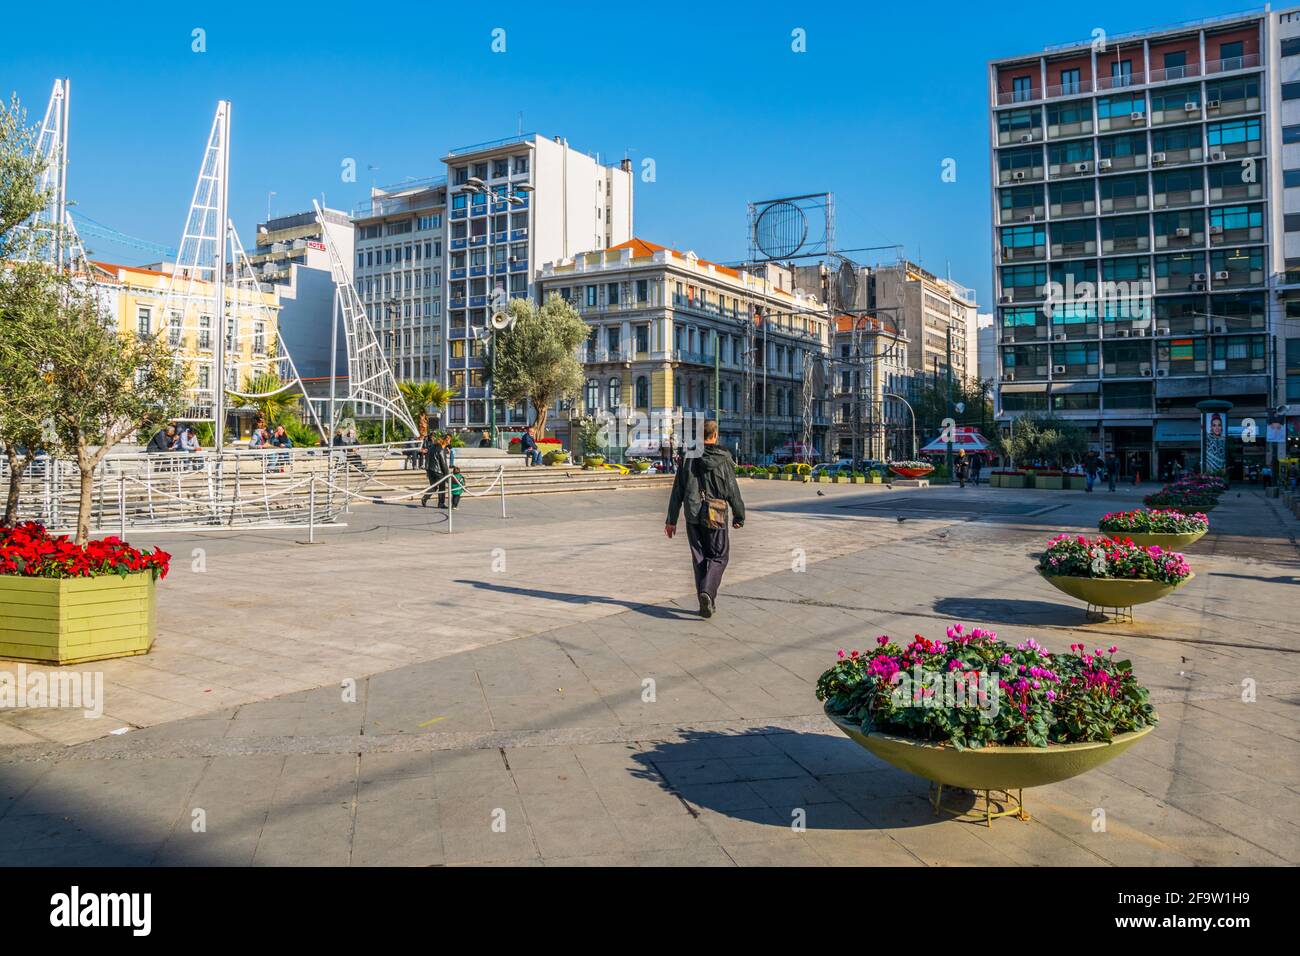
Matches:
[1038,534,1191,585]
[0,522,170,580]
[1143,489,1219,513]
[1099,509,1209,536]
[815,624,1156,750]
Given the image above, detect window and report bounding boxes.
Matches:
[634,325,649,353]
[1060,68,1080,94]
[635,376,649,407]
[1163,51,1187,74]
[1287,170,1300,188]
[136,307,151,336]
[1218,40,1244,66]
[607,376,621,408]
[586,286,597,308]
[585,378,598,410]
[1283,82,1300,101]
[513,155,529,175]
[1110,59,1133,86]
[607,282,619,305]
[1012,76,1032,102]
[636,279,648,303]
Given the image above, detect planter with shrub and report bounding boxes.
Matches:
[1098,509,1209,549]
[1037,533,1193,612]
[818,626,1156,819]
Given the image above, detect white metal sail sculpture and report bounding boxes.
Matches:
[157,101,318,446]
[311,199,417,435]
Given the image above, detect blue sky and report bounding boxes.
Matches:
[1,0,1242,306]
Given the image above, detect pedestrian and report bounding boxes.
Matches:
[1105,451,1119,492]
[421,431,448,508]
[519,425,542,466]
[664,419,745,619]
[1129,453,1141,486]
[970,455,982,486]
[478,430,492,449]
[450,466,466,509]
[1084,454,1100,493]
[956,451,970,488]
[147,425,177,454]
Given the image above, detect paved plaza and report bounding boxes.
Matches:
[1,479,1298,866]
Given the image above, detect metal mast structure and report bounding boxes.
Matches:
[22,78,88,273]
[312,200,416,436]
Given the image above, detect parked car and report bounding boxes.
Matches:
[811,460,857,478]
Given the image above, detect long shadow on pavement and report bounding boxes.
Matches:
[454,580,699,620]
[629,727,975,832]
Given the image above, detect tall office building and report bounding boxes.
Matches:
[350,180,446,390]
[441,133,634,431]
[990,7,1300,475]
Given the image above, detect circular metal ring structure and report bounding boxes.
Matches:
[753,200,808,260]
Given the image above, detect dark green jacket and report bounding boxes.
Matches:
[667,445,745,527]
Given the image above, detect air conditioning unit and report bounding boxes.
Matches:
[1157,368,1169,377]
[1209,225,1223,235]
[1074,162,1091,173]
[1151,152,1167,164]
[1175,227,1191,237]
[1053,364,1067,374]
[1117,328,1131,337]
[1214,270,1230,281]
[1193,272,1208,282]
[1001,293,1014,303]
[1098,158,1114,170]
[1003,371,1016,381]
[1135,327,1148,336]
[1206,99,1221,109]
[1191,282,1206,291]
[1140,363,1152,375]
[1184,102,1199,112]
[1130,111,1145,121]
[1013,170,1027,181]
[1215,323,1228,333]
[1019,133,1034,143]
[1210,150,1227,162]
[1054,332,1068,340]
[1155,326,1172,336]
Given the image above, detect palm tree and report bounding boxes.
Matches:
[398,380,457,437]
[229,371,300,430]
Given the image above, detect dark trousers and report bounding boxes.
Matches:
[425,471,447,507]
[685,520,730,603]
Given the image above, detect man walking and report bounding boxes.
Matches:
[969,455,982,486]
[664,420,745,619]
[421,432,449,508]
[1105,451,1119,492]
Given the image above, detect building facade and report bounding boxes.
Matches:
[248,207,354,382]
[990,7,1300,474]
[873,261,978,388]
[91,261,281,430]
[350,180,445,389]
[535,238,831,461]
[441,134,633,432]
[829,315,913,461]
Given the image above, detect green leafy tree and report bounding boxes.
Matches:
[398,380,456,438]
[491,294,587,438]
[27,286,186,543]
[0,94,54,527]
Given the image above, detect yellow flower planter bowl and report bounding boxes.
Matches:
[0,573,158,665]
[1039,571,1191,608]
[826,708,1155,791]
[1099,529,1206,549]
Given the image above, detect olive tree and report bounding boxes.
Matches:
[491,294,588,438]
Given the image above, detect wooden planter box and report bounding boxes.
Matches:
[0,573,158,665]
[813,475,829,483]
[988,473,1003,488]
[1065,475,1088,491]
[1000,474,1027,488]
[1035,474,1064,490]
[866,475,883,484]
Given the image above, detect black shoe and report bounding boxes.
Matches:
[698,592,714,618]
[420,495,429,507]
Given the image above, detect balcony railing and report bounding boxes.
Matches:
[1205,53,1261,75]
